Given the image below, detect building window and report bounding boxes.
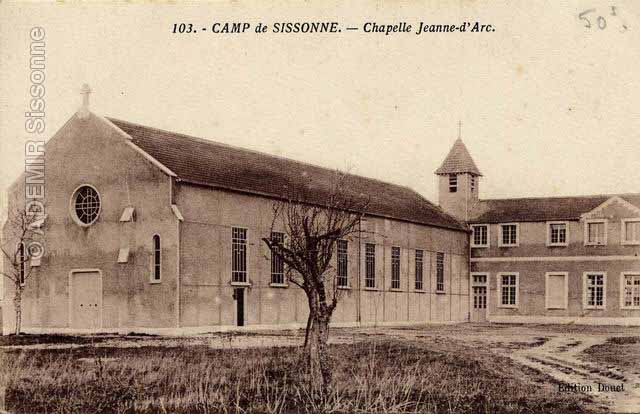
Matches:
[622,219,640,245]
[547,222,568,246]
[584,272,605,309]
[545,272,568,309]
[391,247,401,290]
[414,250,424,291]
[499,223,519,247]
[622,273,640,309]
[151,235,161,282]
[365,243,376,288]
[232,227,247,283]
[471,176,476,193]
[71,185,101,226]
[448,174,457,193]
[471,225,489,248]
[19,242,26,286]
[585,220,607,246]
[336,240,348,288]
[472,274,487,285]
[498,273,518,307]
[270,232,285,285]
[436,252,445,292]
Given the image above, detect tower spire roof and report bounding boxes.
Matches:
[435,138,482,176]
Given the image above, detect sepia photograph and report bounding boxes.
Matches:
[0,1,639,413]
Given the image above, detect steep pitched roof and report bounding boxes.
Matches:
[434,139,482,176]
[471,194,640,223]
[107,118,467,231]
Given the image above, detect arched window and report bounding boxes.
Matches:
[19,242,26,286]
[152,235,161,282]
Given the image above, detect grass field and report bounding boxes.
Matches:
[0,334,597,414]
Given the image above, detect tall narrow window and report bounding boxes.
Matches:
[449,174,458,193]
[19,242,26,286]
[365,243,376,288]
[232,227,247,283]
[270,232,285,285]
[336,240,348,288]
[622,273,640,309]
[470,176,476,193]
[499,274,518,307]
[151,235,161,282]
[414,250,424,290]
[391,247,401,289]
[584,273,605,309]
[436,252,444,292]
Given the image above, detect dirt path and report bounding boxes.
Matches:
[510,335,640,413]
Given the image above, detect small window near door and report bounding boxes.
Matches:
[232,227,248,283]
[472,274,487,285]
[151,235,161,283]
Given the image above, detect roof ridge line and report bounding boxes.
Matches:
[106,116,429,197]
[480,192,640,202]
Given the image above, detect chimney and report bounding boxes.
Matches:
[77,83,92,119]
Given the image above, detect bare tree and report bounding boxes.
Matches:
[1,205,46,335]
[262,171,368,389]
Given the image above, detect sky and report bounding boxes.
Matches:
[1,0,639,216]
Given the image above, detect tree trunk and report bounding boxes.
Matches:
[303,312,313,349]
[305,310,332,390]
[14,286,22,336]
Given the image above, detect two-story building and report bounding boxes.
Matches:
[436,139,640,325]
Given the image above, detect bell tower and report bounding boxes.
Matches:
[434,125,482,222]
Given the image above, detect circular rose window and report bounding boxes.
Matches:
[71,185,101,226]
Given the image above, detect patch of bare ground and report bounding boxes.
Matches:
[581,336,640,374]
[0,333,113,346]
[0,337,597,414]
